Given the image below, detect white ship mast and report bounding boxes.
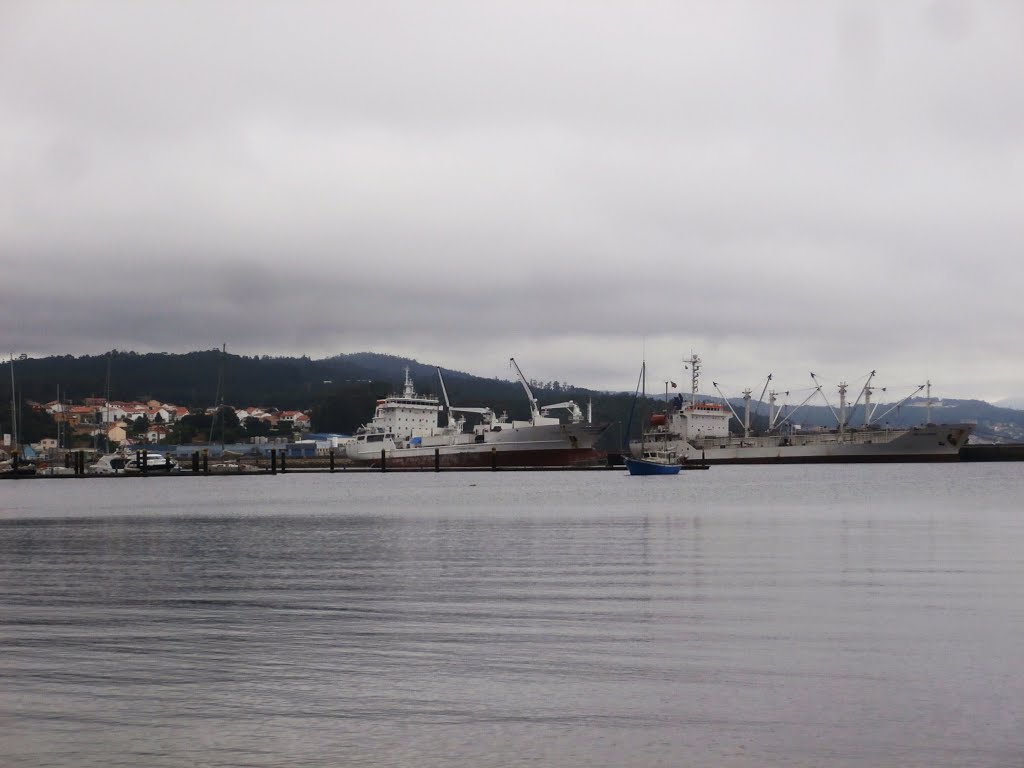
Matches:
[838,382,848,437]
[685,353,701,405]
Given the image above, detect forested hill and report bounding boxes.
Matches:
[1,350,639,441]
[3,350,610,413]
[5,351,1024,442]
[6,350,373,410]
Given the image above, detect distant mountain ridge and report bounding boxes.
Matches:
[994,397,1024,411]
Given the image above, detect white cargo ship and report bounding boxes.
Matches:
[629,354,973,464]
[346,362,608,468]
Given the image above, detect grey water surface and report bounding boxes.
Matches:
[1,465,1022,767]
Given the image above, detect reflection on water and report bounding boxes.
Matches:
[1,466,1023,767]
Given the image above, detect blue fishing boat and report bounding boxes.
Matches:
[626,451,682,476]
[625,360,681,476]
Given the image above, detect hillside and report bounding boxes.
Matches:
[5,351,1024,444]
[1,350,639,446]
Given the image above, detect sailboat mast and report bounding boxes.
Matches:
[208,343,226,446]
[105,352,112,425]
[640,360,646,453]
[9,354,17,450]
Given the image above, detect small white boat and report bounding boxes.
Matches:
[89,451,179,474]
[89,453,130,474]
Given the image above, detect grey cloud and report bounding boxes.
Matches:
[2,1,1022,399]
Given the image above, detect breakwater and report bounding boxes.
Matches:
[960,443,1024,461]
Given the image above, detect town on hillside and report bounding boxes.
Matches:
[2,397,351,462]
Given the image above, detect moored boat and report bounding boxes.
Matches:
[626,451,682,476]
[629,353,974,464]
[345,363,608,468]
[624,359,682,476]
[90,450,179,474]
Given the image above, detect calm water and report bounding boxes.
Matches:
[1,465,1022,767]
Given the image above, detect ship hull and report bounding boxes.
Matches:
[347,423,608,468]
[625,457,681,475]
[633,424,974,465]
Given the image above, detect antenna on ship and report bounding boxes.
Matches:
[683,352,701,405]
[838,382,848,437]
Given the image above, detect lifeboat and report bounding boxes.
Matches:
[649,414,667,427]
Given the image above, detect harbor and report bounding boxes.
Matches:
[5,442,1024,480]
[5,352,1023,479]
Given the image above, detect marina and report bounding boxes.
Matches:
[4,352,1022,479]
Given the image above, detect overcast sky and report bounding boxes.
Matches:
[2,1,1022,402]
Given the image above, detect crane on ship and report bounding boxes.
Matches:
[509,357,541,423]
[509,358,586,425]
[435,368,494,427]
